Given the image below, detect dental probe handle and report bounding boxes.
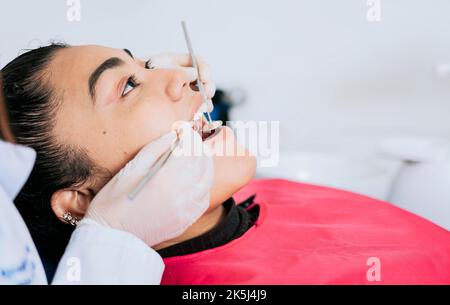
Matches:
[128,137,180,200]
[181,21,213,124]
[196,81,213,123]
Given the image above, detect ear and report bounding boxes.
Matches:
[51,187,94,223]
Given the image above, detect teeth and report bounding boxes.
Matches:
[203,120,223,133]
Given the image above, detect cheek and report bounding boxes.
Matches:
[95,102,182,173]
[126,96,190,135]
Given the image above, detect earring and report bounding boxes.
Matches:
[62,212,79,227]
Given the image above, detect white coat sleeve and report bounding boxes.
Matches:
[52,219,164,285]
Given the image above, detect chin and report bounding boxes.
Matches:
[205,126,257,211]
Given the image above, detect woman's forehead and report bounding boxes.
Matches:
[48,45,125,96]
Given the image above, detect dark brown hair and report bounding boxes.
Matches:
[0,73,15,143]
[1,43,109,268]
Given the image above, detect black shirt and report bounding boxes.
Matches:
[157,195,258,258]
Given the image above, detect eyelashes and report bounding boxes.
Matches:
[121,60,153,97]
[122,75,140,97]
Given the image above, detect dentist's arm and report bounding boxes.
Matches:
[52,220,165,285]
[52,125,213,284]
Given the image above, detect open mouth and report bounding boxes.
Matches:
[202,127,221,141]
[192,117,222,141]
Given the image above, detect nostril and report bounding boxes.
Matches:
[189,81,199,92]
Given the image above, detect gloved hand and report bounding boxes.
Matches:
[83,122,214,247]
[147,53,216,112]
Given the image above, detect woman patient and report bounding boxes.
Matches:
[1,43,256,267]
[2,43,450,284]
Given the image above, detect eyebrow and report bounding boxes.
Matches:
[88,49,135,101]
[88,57,124,101]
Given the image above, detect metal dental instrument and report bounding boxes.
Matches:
[128,22,221,200]
[128,136,180,200]
[181,21,222,134]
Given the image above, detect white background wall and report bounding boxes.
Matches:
[1,0,450,153]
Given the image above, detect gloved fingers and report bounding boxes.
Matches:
[151,191,210,245]
[203,81,216,101]
[152,53,212,85]
[165,53,190,66]
[196,56,211,84]
[187,157,214,198]
[173,54,210,83]
[197,99,213,113]
[195,59,215,109]
[163,53,198,69]
[207,99,214,112]
[180,55,214,97]
[179,67,214,112]
[178,67,198,83]
[175,191,209,226]
[147,53,196,70]
[187,191,211,222]
[172,149,213,187]
[117,131,177,181]
[168,122,214,186]
[173,121,204,157]
[146,53,173,69]
[170,131,214,198]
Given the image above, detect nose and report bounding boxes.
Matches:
[147,68,197,102]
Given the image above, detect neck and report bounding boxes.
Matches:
[153,204,226,250]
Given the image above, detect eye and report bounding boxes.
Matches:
[122,75,140,97]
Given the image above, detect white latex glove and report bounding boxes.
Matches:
[146,53,216,112]
[83,122,213,247]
